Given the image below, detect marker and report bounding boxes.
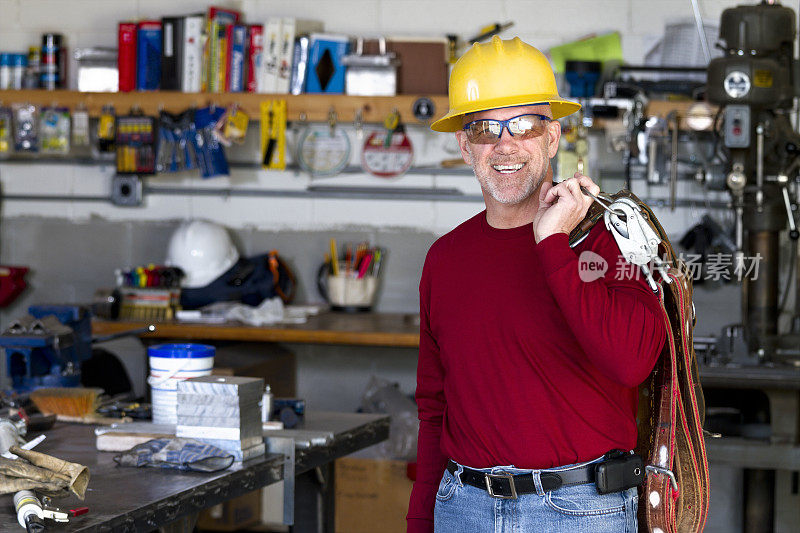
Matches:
[358,253,373,279]
[372,248,383,276]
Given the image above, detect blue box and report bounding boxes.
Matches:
[305,34,349,94]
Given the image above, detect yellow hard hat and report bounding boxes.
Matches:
[431,36,581,132]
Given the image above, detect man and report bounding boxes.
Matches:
[407,37,666,532]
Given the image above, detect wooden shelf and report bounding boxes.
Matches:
[92,311,421,348]
[0,89,449,124]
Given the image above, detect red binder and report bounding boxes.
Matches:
[118,22,137,92]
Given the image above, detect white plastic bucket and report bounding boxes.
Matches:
[148,343,215,425]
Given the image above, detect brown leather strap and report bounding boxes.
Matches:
[569,189,710,532]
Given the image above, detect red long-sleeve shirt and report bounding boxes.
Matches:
[407,211,666,533]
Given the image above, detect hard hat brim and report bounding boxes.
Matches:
[430,96,582,132]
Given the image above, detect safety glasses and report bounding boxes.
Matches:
[462,113,551,144]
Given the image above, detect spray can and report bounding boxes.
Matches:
[24,47,40,89]
[40,33,65,89]
[0,54,11,90]
[11,54,27,90]
[13,490,44,530]
[261,384,272,423]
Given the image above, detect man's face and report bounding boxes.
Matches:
[455,104,561,206]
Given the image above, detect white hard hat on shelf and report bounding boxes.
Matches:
[165,220,239,288]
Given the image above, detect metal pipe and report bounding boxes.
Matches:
[690,0,712,63]
[0,187,733,209]
[782,186,797,235]
[647,137,658,183]
[745,229,780,354]
[0,194,108,202]
[670,113,679,211]
[736,205,745,250]
[756,124,765,191]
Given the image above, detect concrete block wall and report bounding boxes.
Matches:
[0,0,743,232]
[0,0,749,391]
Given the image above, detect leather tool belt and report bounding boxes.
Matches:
[569,189,710,533]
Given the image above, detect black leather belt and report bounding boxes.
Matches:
[447,459,596,499]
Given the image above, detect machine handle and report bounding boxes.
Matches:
[781,187,799,240]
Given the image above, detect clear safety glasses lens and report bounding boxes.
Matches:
[464,115,550,144]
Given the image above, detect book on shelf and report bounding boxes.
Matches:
[118,22,137,92]
[226,24,247,92]
[276,18,323,94]
[203,6,240,93]
[257,17,281,93]
[136,21,162,91]
[160,16,182,91]
[289,35,310,95]
[182,15,204,92]
[246,24,263,93]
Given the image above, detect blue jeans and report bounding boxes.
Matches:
[433,456,638,532]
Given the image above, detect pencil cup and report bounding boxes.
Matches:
[317,262,380,312]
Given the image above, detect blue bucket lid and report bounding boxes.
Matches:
[148,343,215,359]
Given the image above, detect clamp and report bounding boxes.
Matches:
[602,197,668,293]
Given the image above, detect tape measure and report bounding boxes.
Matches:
[298,126,351,176]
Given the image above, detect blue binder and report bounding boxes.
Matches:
[137,22,162,91]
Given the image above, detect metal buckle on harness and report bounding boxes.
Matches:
[484,472,518,499]
[604,198,666,293]
[645,465,679,493]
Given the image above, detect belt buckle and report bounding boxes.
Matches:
[484,471,517,499]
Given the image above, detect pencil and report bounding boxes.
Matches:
[330,238,339,276]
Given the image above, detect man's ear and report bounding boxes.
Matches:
[546,120,561,159]
[455,130,471,165]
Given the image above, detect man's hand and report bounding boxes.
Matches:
[533,173,600,243]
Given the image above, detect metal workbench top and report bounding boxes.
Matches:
[0,412,390,532]
[0,424,284,532]
[279,411,390,475]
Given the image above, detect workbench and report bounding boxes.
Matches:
[0,412,389,532]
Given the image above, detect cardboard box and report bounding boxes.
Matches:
[335,458,413,533]
[197,489,261,531]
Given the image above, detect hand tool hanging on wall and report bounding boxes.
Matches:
[260,99,286,170]
[468,22,514,44]
[39,107,70,155]
[71,105,89,148]
[221,105,249,146]
[96,105,115,154]
[361,109,414,178]
[0,107,11,156]
[115,111,157,175]
[297,107,350,177]
[12,104,38,152]
[192,105,230,179]
[156,109,197,174]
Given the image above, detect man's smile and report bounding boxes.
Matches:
[491,162,527,174]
